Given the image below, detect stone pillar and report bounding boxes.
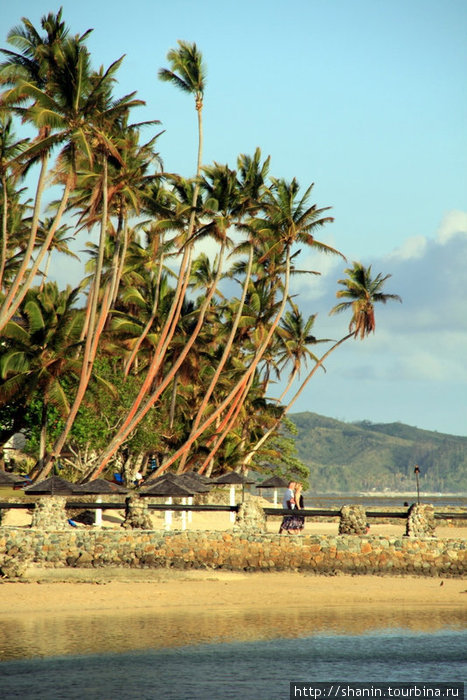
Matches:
[30,497,69,529]
[339,504,367,535]
[406,503,436,537]
[234,500,266,533]
[121,496,153,529]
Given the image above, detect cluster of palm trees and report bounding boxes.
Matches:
[0,11,401,485]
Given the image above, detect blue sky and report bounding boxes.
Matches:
[2,0,466,436]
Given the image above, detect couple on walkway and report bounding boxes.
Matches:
[279,480,305,534]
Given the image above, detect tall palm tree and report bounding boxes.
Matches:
[0,11,91,329]
[84,42,208,479]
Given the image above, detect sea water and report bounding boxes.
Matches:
[1,630,465,700]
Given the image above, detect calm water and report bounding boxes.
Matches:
[1,630,466,699]
[1,493,466,698]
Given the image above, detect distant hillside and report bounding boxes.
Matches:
[289,412,467,493]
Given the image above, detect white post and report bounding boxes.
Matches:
[230,484,235,523]
[187,496,193,523]
[165,497,173,531]
[95,495,102,526]
[273,488,278,506]
[181,497,187,531]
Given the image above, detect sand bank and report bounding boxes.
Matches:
[1,570,466,660]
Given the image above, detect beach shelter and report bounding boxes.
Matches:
[0,470,22,486]
[214,472,255,521]
[24,475,76,495]
[140,477,195,531]
[256,475,289,506]
[175,472,211,525]
[73,479,128,526]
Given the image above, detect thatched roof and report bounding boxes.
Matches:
[214,472,254,485]
[139,477,195,497]
[0,470,22,485]
[73,479,128,495]
[256,475,288,488]
[24,475,76,495]
[176,473,210,493]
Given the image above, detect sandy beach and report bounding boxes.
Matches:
[1,501,466,659]
[1,568,466,660]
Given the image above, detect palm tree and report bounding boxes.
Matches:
[0,10,91,329]
[0,116,29,290]
[151,177,338,476]
[242,262,402,466]
[83,42,208,479]
[330,261,402,338]
[274,307,328,401]
[0,282,83,464]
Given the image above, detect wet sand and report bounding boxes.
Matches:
[1,570,466,660]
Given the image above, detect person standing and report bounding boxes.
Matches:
[279,480,296,534]
[293,482,305,534]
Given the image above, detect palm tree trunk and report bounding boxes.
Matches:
[34,158,112,479]
[242,332,354,467]
[197,371,255,475]
[151,247,292,477]
[0,175,8,291]
[124,243,165,376]
[0,168,72,330]
[0,153,49,330]
[177,244,254,472]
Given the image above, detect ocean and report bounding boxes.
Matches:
[1,630,465,699]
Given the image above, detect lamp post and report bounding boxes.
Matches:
[414,465,421,505]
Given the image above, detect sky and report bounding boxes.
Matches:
[2,0,466,436]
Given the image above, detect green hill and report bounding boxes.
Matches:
[289,412,467,493]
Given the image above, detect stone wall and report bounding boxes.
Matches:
[1,527,466,578]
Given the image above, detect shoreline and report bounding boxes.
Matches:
[2,568,467,616]
[1,571,466,659]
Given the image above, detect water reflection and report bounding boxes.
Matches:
[2,605,466,661]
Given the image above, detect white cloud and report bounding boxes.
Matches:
[436,210,467,244]
[388,235,427,260]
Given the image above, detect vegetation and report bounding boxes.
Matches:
[0,11,401,485]
[290,412,467,493]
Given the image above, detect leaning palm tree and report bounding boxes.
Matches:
[0,116,29,290]
[0,10,91,329]
[330,261,402,338]
[150,177,338,476]
[275,307,329,401]
[242,261,402,466]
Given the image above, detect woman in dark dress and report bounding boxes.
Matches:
[279,482,305,534]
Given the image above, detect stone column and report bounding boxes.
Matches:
[339,504,367,535]
[406,503,436,537]
[234,500,266,533]
[121,496,153,529]
[30,496,69,529]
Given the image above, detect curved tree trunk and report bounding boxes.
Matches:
[242,332,354,467]
[151,247,292,477]
[176,244,254,473]
[85,95,205,480]
[0,154,49,330]
[33,159,112,480]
